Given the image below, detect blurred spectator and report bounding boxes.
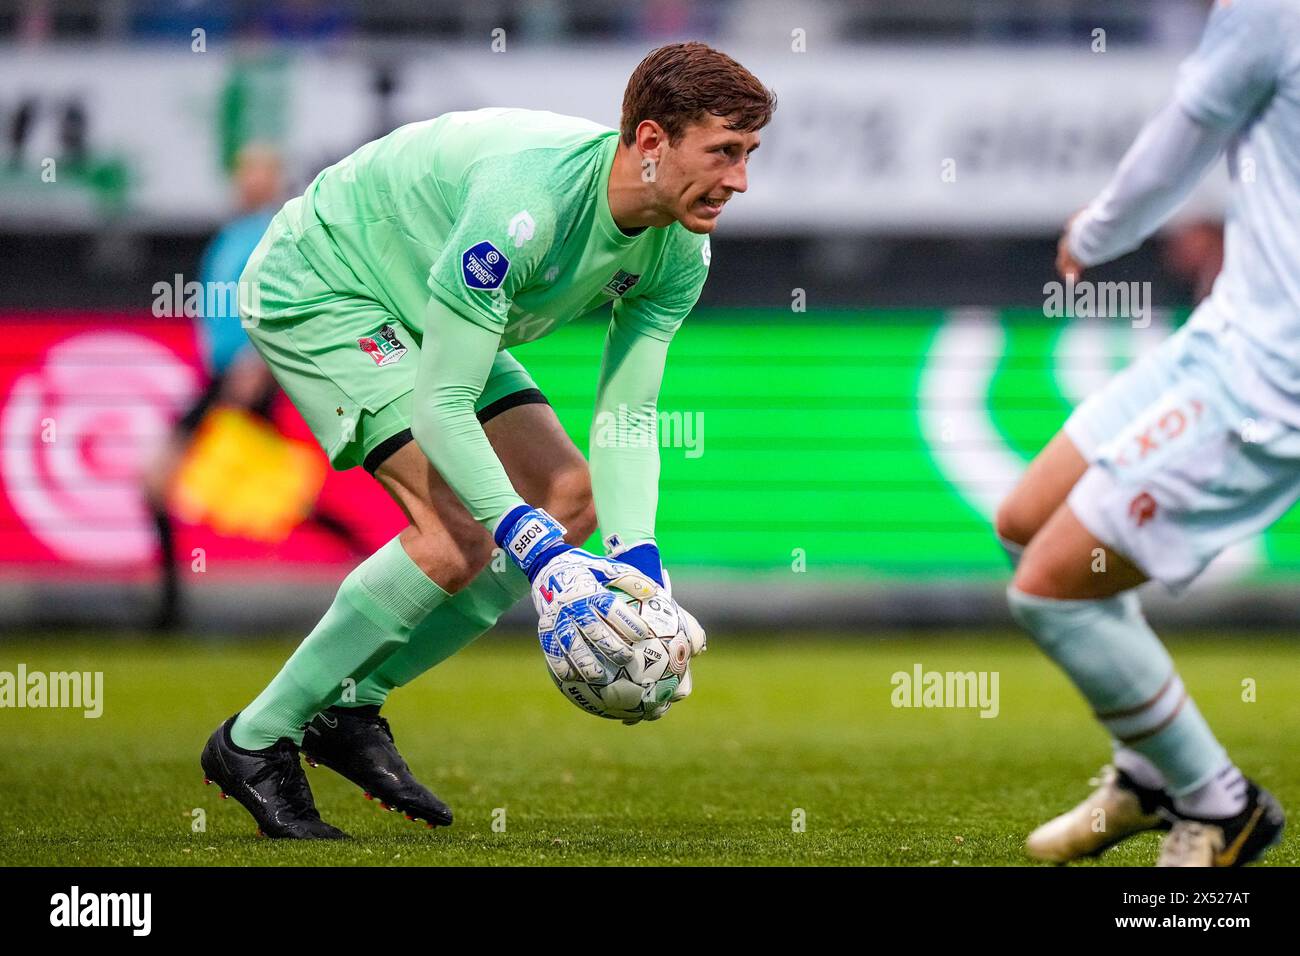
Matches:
[142,143,281,628]
[139,143,363,628]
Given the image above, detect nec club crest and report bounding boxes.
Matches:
[357,324,408,366]
[602,269,641,297]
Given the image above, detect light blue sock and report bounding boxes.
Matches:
[1008,587,1229,795]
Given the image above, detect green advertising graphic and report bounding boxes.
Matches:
[515,308,1300,581]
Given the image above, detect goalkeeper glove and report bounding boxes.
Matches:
[605,535,707,658]
[495,505,659,683]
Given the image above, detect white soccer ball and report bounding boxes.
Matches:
[548,592,701,724]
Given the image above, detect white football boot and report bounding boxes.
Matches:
[1026,765,1173,863]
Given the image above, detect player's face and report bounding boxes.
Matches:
[657,115,760,234]
[233,145,284,212]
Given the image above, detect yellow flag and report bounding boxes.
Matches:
[172,407,326,543]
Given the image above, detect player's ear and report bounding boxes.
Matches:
[634,119,668,160]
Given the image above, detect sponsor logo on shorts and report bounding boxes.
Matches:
[602,269,641,297]
[462,240,510,290]
[357,324,408,367]
[1113,398,1203,467]
[1129,491,1158,527]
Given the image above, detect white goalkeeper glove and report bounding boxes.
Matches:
[605,535,708,658]
[495,506,660,683]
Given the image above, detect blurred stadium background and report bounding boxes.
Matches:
[0,0,1286,635]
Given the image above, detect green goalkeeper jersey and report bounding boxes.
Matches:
[279,107,711,539]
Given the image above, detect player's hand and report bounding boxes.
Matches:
[598,538,707,724]
[496,506,660,682]
[674,601,708,658]
[605,536,708,658]
[1057,209,1087,281]
[638,610,704,724]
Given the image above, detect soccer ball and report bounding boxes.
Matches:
[548,591,699,723]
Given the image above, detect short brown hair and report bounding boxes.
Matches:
[621,42,776,146]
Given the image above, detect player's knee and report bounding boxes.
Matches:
[543,465,597,544]
[994,494,1036,550]
[1010,539,1105,601]
[1010,556,1055,600]
[563,497,598,546]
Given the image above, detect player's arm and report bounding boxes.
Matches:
[1065,0,1284,273]
[590,234,709,603]
[413,294,659,680]
[410,303,523,526]
[1062,105,1234,274]
[589,307,673,583]
[412,167,543,530]
[414,173,658,672]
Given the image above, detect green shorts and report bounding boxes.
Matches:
[238,213,546,473]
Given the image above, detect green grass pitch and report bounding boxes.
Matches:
[1,632,1295,867]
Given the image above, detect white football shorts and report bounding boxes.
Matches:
[1064,320,1300,592]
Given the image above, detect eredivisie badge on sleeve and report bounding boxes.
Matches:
[462,240,510,290]
[357,324,409,367]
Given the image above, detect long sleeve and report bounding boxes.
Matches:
[1067,102,1234,268]
[1069,0,1285,267]
[588,228,709,548]
[589,308,673,546]
[410,299,525,529]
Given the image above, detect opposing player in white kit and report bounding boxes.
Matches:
[996,0,1293,866]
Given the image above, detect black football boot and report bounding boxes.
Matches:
[201,715,349,839]
[301,705,453,828]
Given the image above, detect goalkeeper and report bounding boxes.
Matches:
[201,43,774,839]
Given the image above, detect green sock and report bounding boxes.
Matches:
[344,563,528,707]
[231,536,450,749]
